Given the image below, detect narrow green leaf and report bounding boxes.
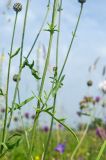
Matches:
[11,48,20,58]
[9,96,35,112]
[15,96,35,108]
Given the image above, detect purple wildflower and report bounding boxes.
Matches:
[58,124,62,129]
[24,112,30,119]
[54,143,65,154]
[95,96,101,103]
[43,126,49,132]
[96,127,106,139]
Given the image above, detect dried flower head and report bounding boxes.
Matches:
[13,3,22,13]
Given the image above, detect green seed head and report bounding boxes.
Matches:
[13,3,22,13]
[78,0,86,4]
[87,80,93,87]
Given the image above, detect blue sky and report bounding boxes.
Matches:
[0,0,106,127]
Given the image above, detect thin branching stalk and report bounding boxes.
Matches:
[29,0,59,158]
[7,0,30,128]
[43,1,62,159]
[26,0,51,59]
[58,3,83,80]
[0,12,18,153]
[42,3,84,108]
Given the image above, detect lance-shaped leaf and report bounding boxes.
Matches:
[9,96,35,112]
[43,110,79,143]
[10,48,20,58]
[14,96,35,110]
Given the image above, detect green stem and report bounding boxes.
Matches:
[17,89,33,160]
[43,1,62,159]
[58,4,83,80]
[0,13,18,153]
[7,0,30,128]
[43,95,57,160]
[29,112,40,159]
[71,123,89,160]
[29,0,58,157]
[37,0,58,104]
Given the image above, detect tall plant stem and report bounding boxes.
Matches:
[0,13,18,153]
[42,3,84,106]
[71,123,89,160]
[7,0,30,128]
[29,0,59,158]
[43,1,62,159]
[38,0,58,103]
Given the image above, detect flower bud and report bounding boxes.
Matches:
[13,3,22,13]
[78,0,86,4]
[13,74,20,82]
[87,80,93,87]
